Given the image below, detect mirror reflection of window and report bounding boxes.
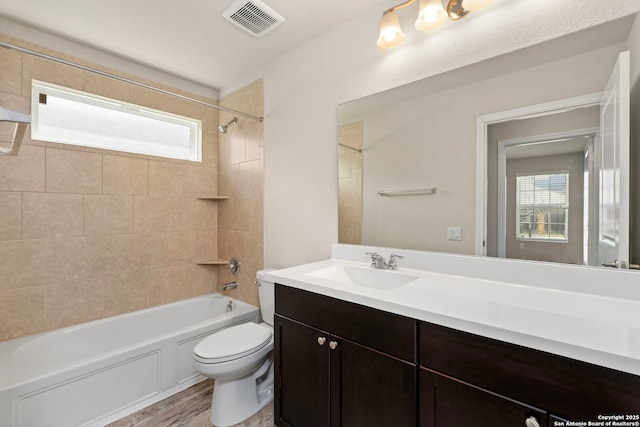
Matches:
[516,172,569,241]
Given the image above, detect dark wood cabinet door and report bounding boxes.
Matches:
[330,336,417,427]
[275,315,330,427]
[420,368,548,427]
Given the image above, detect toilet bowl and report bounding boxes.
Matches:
[193,270,275,427]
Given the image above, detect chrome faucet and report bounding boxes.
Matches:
[366,252,388,269]
[222,281,238,291]
[387,254,404,270]
[366,252,404,270]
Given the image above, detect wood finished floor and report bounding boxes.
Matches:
[107,379,274,427]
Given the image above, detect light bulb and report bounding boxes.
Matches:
[383,29,398,42]
[415,0,446,31]
[462,0,495,11]
[377,11,405,48]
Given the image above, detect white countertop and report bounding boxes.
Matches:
[266,244,640,377]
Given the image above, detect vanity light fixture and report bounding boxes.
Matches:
[377,0,494,48]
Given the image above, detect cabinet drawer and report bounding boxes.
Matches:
[276,284,416,362]
[420,321,640,420]
[420,368,547,427]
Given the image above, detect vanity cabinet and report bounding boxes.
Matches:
[274,284,417,427]
[274,283,640,426]
[419,321,640,423]
[420,368,547,426]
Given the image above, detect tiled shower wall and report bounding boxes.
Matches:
[338,122,363,245]
[216,81,265,308]
[0,35,222,342]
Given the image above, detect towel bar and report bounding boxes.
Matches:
[377,187,437,197]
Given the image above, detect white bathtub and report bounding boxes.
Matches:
[0,293,259,427]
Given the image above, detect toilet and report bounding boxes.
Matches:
[193,270,275,427]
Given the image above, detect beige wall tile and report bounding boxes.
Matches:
[0,287,46,341]
[0,192,22,240]
[0,144,45,192]
[218,164,239,198]
[46,148,102,194]
[226,129,246,165]
[0,47,22,96]
[172,198,211,231]
[159,232,199,266]
[244,231,264,271]
[45,277,104,330]
[103,270,149,317]
[148,265,189,306]
[0,36,262,341]
[84,194,133,235]
[0,239,57,291]
[83,72,135,104]
[245,123,262,162]
[201,127,218,166]
[23,193,84,239]
[133,196,173,233]
[218,230,246,261]
[239,160,261,198]
[48,236,101,284]
[103,155,148,196]
[236,265,260,307]
[21,55,85,96]
[129,233,164,271]
[195,231,217,262]
[217,81,264,310]
[148,160,188,197]
[188,165,217,198]
[183,265,215,298]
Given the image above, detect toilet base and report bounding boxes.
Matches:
[209,355,274,427]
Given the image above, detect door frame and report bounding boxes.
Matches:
[496,128,598,259]
[475,92,603,256]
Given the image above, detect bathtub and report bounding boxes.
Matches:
[0,293,259,427]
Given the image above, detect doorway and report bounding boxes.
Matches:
[494,128,597,265]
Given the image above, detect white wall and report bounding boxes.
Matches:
[248,0,640,268]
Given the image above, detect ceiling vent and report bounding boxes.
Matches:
[222,0,286,38]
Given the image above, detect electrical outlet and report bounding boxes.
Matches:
[447,227,462,241]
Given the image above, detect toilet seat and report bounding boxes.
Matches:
[194,322,272,364]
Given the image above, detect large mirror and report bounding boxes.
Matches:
[338,13,639,269]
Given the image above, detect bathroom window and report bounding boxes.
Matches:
[31,80,202,161]
[516,172,569,241]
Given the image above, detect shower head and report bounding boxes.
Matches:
[218,117,238,133]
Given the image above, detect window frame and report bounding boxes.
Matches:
[31,80,202,162]
[515,171,570,242]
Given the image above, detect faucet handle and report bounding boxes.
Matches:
[365,252,386,268]
[387,254,404,270]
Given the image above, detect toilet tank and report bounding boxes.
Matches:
[256,269,276,325]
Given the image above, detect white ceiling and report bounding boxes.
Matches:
[0,0,392,91]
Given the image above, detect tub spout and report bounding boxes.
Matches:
[222,281,238,291]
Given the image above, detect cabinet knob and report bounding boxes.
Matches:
[525,416,540,427]
[329,341,338,350]
[317,337,326,346]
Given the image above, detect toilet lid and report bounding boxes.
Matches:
[194,322,272,363]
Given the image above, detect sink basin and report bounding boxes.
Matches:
[306,265,418,291]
